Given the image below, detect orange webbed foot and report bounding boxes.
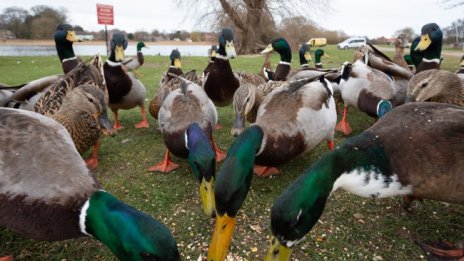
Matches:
[254,165,281,177]
[135,120,150,129]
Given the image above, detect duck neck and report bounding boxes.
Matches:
[423,41,442,61]
[56,40,76,62]
[79,190,134,259]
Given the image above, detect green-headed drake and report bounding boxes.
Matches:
[122,41,147,73]
[261,38,292,81]
[0,108,180,261]
[266,102,464,261]
[104,33,149,130]
[298,43,312,70]
[203,28,239,107]
[54,23,81,74]
[207,77,337,261]
[314,49,329,69]
[148,76,226,216]
[336,61,396,135]
[414,23,443,73]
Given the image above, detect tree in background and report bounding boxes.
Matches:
[394,27,416,41]
[0,5,67,39]
[176,0,330,54]
[0,7,30,38]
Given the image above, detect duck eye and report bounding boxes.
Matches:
[421,83,428,88]
[87,97,95,103]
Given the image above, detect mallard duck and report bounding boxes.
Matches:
[260,38,292,81]
[0,24,81,109]
[55,24,81,74]
[392,34,411,71]
[202,28,239,106]
[207,77,337,261]
[0,108,180,261]
[265,102,464,261]
[314,49,329,69]
[148,70,201,120]
[163,49,183,83]
[335,61,396,135]
[122,41,146,71]
[231,79,288,136]
[296,43,312,70]
[203,45,217,77]
[407,69,464,106]
[34,57,114,169]
[148,76,226,216]
[104,33,149,129]
[414,23,443,73]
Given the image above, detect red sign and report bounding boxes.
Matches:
[97,4,114,25]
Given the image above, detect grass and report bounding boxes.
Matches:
[0,45,463,260]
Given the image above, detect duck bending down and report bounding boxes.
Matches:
[0,108,180,261]
[148,76,226,215]
[265,102,464,261]
[104,33,149,130]
[407,69,464,107]
[207,76,337,261]
[335,61,395,135]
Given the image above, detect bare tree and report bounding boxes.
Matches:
[176,0,330,54]
[440,0,464,8]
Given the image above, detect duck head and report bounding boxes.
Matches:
[82,190,181,261]
[136,41,146,52]
[207,125,264,261]
[186,122,216,217]
[110,33,128,62]
[55,24,78,61]
[298,43,312,67]
[170,49,182,69]
[261,38,292,64]
[415,23,442,60]
[217,28,236,59]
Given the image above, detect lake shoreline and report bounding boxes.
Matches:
[0,39,215,47]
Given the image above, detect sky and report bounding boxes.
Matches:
[0,0,463,38]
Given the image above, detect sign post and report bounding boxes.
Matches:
[96,4,114,56]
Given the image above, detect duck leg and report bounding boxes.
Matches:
[210,137,226,162]
[112,109,124,130]
[254,165,281,177]
[135,106,150,128]
[148,149,179,173]
[85,140,100,170]
[335,106,352,135]
[417,240,464,260]
[0,256,13,261]
[327,140,335,151]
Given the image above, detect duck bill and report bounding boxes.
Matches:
[66,30,79,42]
[199,177,216,217]
[415,35,431,51]
[230,113,245,137]
[324,53,330,58]
[97,110,116,137]
[225,40,237,58]
[460,60,464,67]
[174,58,182,69]
[211,50,217,57]
[207,214,236,261]
[264,237,293,261]
[115,45,125,62]
[304,52,312,61]
[261,43,274,54]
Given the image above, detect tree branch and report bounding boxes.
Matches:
[218,0,246,30]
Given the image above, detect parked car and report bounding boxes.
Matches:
[307,38,327,47]
[337,37,367,49]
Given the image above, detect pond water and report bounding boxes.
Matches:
[0,43,211,57]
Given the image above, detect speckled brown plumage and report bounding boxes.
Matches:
[408,69,464,107]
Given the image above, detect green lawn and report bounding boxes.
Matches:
[0,45,463,260]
